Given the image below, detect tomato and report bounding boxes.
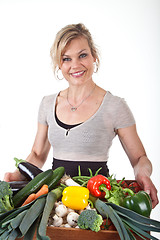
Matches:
[101,219,116,231]
[107,219,116,231]
[117,180,128,188]
[129,182,142,193]
[101,219,107,230]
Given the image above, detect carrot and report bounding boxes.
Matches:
[21,193,36,206]
[21,184,49,207]
[35,184,49,199]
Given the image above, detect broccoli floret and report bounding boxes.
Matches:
[0,181,14,213]
[77,209,103,232]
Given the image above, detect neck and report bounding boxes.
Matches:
[67,82,96,112]
[67,81,96,104]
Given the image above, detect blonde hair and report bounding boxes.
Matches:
[50,23,100,75]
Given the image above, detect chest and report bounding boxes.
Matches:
[56,96,104,125]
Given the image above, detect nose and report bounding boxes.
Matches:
[71,58,81,70]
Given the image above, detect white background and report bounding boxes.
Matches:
[0,0,159,237]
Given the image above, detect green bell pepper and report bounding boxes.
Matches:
[122,190,152,217]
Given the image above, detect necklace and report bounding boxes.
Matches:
[67,83,96,112]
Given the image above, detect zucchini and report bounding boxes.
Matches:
[13,169,53,207]
[47,167,65,190]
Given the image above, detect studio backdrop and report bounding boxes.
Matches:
[0,0,159,237]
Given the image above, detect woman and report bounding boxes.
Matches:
[4,23,158,208]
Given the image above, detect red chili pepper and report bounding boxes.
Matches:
[87,175,111,198]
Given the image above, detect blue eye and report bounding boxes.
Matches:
[79,53,87,58]
[63,57,71,62]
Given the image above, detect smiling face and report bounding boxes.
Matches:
[60,37,96,86]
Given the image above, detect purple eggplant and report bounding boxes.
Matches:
[9,181,29,195]
[14,158,43,180]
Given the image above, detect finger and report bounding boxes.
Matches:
[148,189,159,209]
[151,193,159,209]
[145,189,150,195]
[3,172,10,182]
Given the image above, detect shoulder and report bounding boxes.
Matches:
[38,93,58,115]
[105,91,124,106]
[40,93,58,106]
[103,91,133,116]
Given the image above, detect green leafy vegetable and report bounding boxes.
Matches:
[0,181,14,214]
[38,187,63,237]
[104,175,126,205]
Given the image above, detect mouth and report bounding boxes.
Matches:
[70,70,85,78]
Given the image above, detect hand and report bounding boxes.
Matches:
[3,170,26,182]
[136,176,159,209]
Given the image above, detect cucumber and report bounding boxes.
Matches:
[13,169,53,207]
[47,167,65,190]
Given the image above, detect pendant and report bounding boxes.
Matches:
[71,107,77,112]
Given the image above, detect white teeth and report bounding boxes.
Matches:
[72,71,84,76]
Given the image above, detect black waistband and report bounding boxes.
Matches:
[52,158,109,177]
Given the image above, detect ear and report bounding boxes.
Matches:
[58,64,62,70]
[59,59,62,69]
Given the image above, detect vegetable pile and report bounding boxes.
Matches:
[0,159,160,240]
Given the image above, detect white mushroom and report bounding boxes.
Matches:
[67,212,79,227]
[54,201,62,207]
[52,214,63,227]
[85,204,92,210]
[55,204,68,218]
[67,208,75,213]
[64,223,72,228]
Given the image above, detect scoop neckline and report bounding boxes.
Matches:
[53,91,109,129]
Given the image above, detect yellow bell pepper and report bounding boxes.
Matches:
[62,186,89,210]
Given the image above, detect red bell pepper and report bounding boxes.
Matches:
[87,175,111,198]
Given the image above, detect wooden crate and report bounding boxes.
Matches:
[16,226,148,240]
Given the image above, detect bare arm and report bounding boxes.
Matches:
[4,123,51,182]
[26,123,51,168]
[117,124,159,208]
